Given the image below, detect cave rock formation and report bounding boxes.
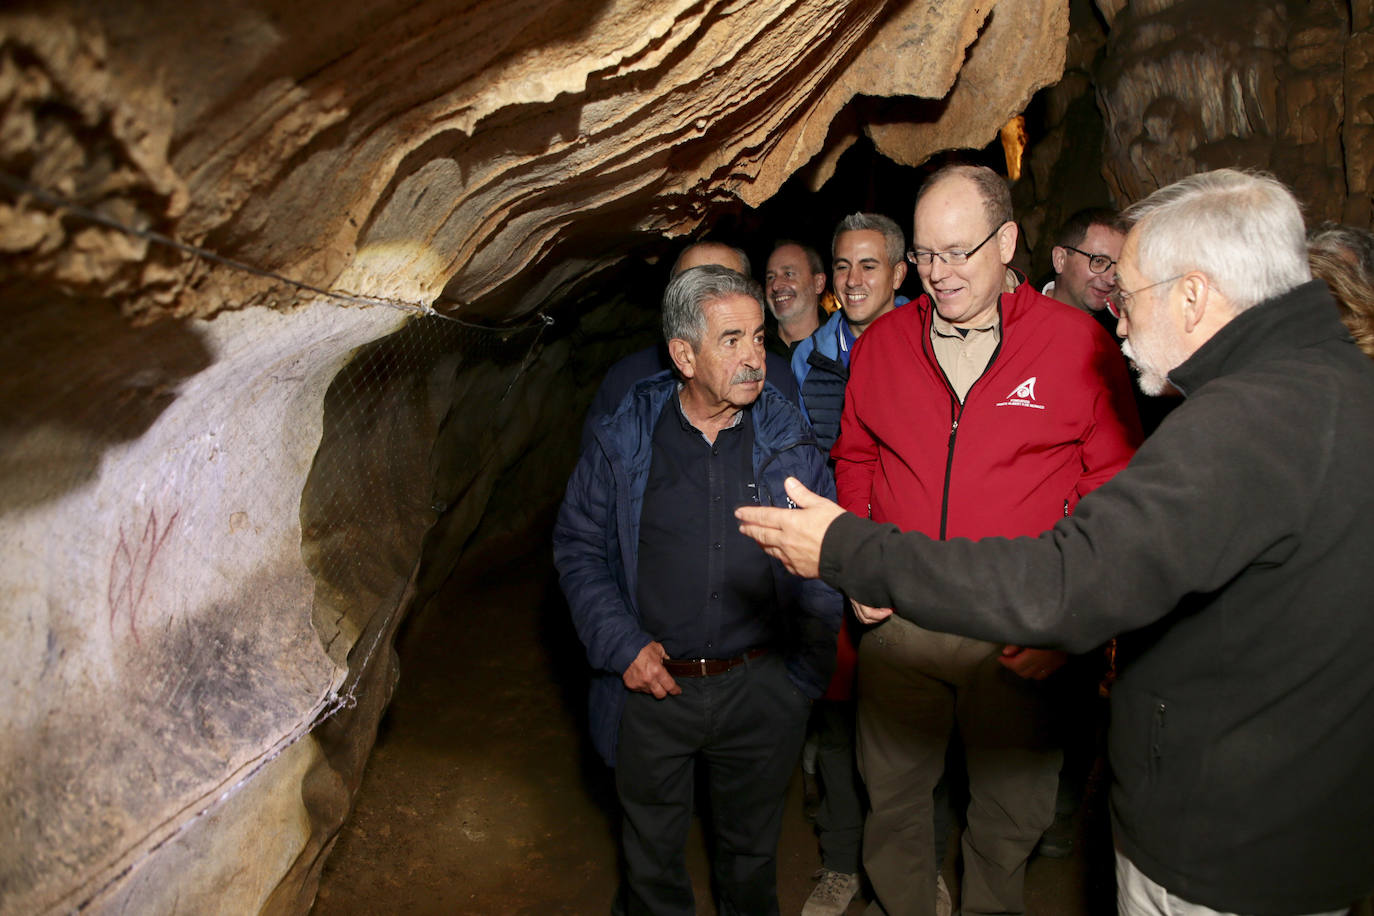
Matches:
[0,1,1065,912]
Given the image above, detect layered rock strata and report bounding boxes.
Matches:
[0,1,1065,912]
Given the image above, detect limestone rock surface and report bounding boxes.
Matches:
[0,1,1068,914]
[1097,0,1374,224]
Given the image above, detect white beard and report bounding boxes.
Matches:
[1121,332,1183,397]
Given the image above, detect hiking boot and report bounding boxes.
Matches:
[801,868,860,916]
[936,873,953,916]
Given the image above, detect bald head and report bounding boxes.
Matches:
[672,242,750,278]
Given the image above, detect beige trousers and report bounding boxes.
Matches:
[857,615,1060,916]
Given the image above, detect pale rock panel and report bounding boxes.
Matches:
[0,1,1070,912]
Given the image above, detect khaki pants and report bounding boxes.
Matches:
[857,615,1060,916]
[1115,851,1350,916]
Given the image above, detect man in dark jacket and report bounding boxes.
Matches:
[580,241,799,452]
[791,212,910,453]
[736,169,1374,916]
[764,239,829,353]
[554,265,842,915]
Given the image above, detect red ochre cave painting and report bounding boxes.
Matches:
[107,506,180,645]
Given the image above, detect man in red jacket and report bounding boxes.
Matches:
[832,164,1141,916]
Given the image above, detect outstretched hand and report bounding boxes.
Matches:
[735,476,847,578]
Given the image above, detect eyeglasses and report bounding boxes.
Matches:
[1062,245,1117,275]
[907,222,1006,267]
[1105,275,1185,320]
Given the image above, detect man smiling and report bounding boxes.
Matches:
[831,164,1139,916]
[765,240,828,352]
[791,213,908,452]
[1045,208,1126,325]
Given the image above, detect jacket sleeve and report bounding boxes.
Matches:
[831,333,877,515]
[552,441,654,676]
[817,378,1317,654]
[1076,329,1144,496]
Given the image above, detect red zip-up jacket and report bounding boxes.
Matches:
[835,281,1141,583]
[820,281,1140,700]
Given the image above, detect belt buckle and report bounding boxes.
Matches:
[697,659,709,677]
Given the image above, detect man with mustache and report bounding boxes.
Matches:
[554,265,842,914]
[580,240,801,451]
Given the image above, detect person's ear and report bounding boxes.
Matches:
[668,338,696,378]
[1051,246,1067,274]
[1178,273,1211,334]
[997,221,1019,265]
[812,272,827,296]
[891,259,908,289]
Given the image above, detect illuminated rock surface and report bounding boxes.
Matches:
[0,1,1065,912]
[4,0,1372,911]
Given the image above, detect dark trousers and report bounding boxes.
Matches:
[813,698,865,874]
[615,653,810,916]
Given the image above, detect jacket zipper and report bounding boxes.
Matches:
[931,309,1005,540]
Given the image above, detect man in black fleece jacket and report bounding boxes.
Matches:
[736,169,1374,916]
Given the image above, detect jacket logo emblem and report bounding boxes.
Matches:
[997,376,1046,410]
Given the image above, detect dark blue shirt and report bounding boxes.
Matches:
[635,394,777,660]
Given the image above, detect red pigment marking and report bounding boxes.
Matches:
[107,507,180,645]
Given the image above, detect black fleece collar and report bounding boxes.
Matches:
[1167,280,1349,397]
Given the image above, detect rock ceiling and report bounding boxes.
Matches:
[4,0,1372,911]
[1,0,1065,324]
[0,1,1068,913]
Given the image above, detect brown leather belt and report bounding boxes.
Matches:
[662,647,767,678]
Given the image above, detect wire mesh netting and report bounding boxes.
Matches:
[0,174,560,912]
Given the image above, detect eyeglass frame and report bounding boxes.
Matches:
[1105,274,1186,320]
[906,221,1008,268]
[1061,245,1118,275]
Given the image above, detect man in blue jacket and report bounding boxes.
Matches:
[791,212,909,452]
[580,241,799,452]
[554,265,843,915]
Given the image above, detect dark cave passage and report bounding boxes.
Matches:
[10,2,1374,912]
[310,545,1111,915]
[307,125,1115,916]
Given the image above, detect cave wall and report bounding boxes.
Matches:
[5,0,1373,911]
[1098,0,1374,225]
[1014,0,1374,276]
[0,1,1068,913]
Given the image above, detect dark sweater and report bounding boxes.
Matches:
[819,281,1374,913]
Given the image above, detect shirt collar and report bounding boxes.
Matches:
[930,308,1000,339]
[674,385,744,438]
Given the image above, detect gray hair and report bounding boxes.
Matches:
[662,265,764,347]
[772,239,825,275]
[1309,221,1374,278]
[1124,169,1310,311]
[917,164,1014,233]
[832,213,906,266]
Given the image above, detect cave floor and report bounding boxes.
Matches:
[312,549,1111,915]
